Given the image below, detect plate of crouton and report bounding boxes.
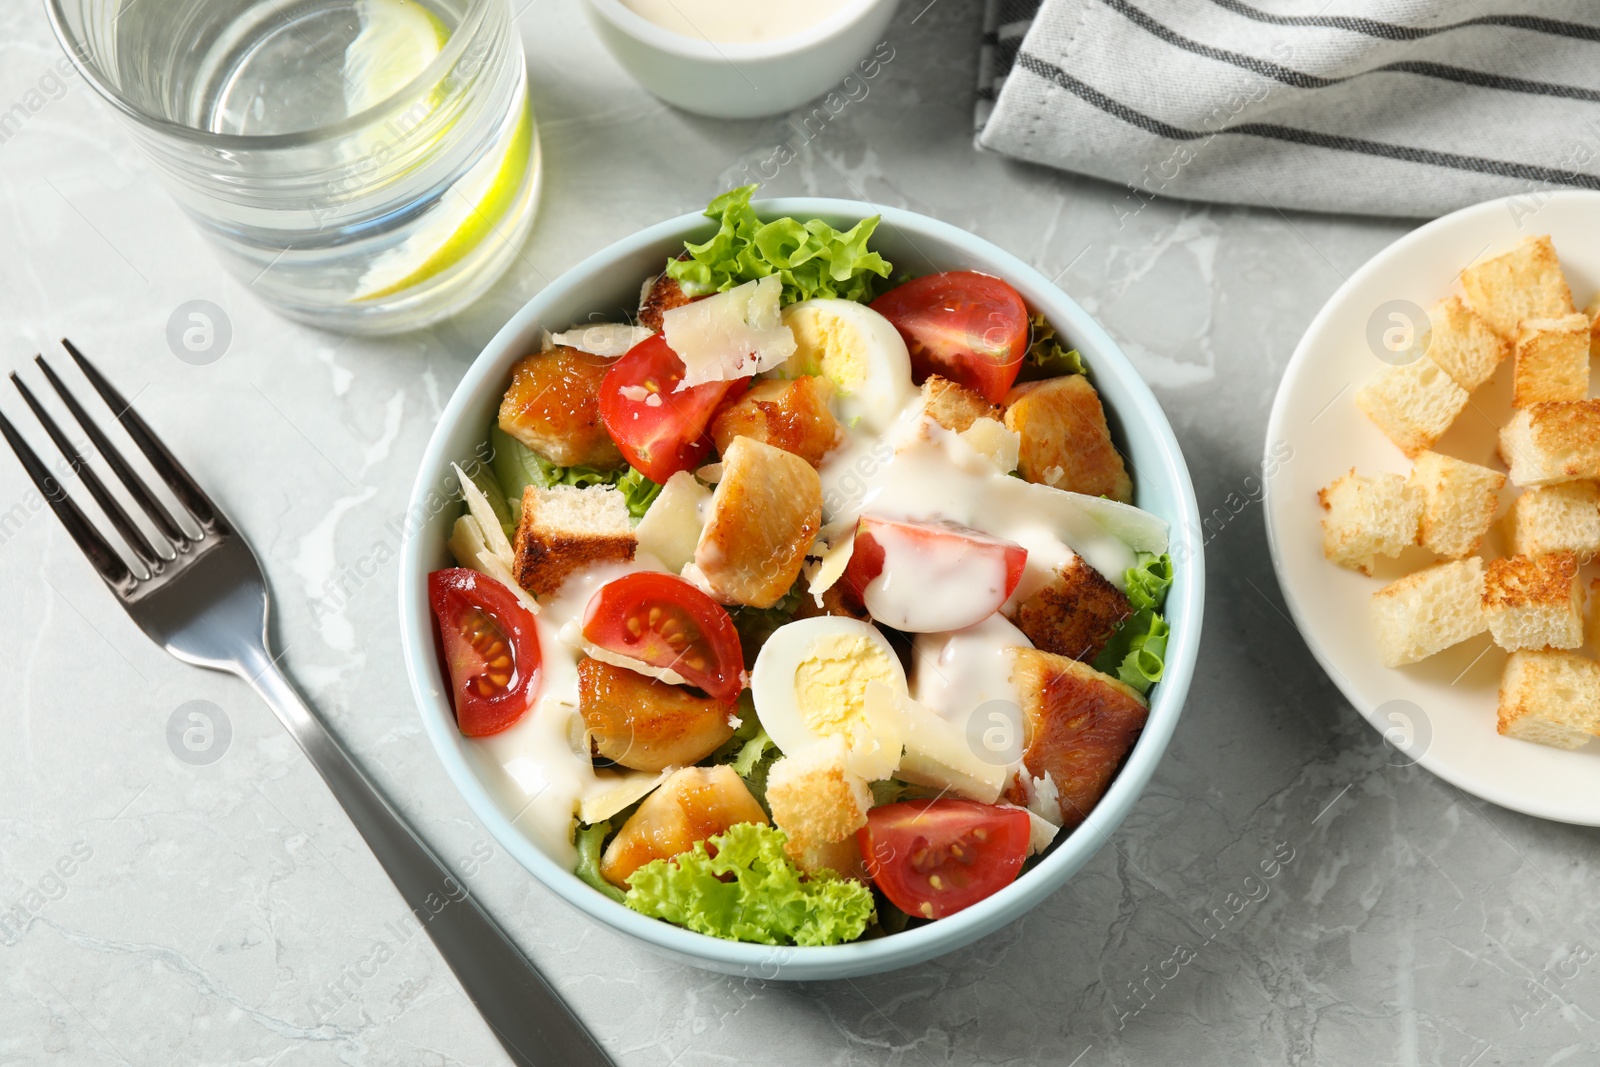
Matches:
[1266,191,1600,824]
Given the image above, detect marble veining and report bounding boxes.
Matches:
[1,0,1597,1064]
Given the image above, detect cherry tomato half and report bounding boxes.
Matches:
[598,334,748,484]
[858,798,1032,920]
[581,571,745,704]
[428,568,543,737]
[839,515,1027,633]
[870,271,1030,404]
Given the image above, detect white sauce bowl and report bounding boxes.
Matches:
[582,0,902,119]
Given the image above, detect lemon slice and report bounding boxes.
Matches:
[343,0,449,118]
[351,97,535,302]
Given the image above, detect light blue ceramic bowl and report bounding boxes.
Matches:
[398,198,1205,980]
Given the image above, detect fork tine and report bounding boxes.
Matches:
[33,355,189,547]
[0,406,135,594]
[59,339,230,535]
[11,372,165,568]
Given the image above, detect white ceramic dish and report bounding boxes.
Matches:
[399,197,1205,978]
[582,0,900,119]
[1264,190,1600,826]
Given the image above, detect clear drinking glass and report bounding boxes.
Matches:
[47,0,541,334]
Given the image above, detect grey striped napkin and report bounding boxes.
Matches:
[975,0,1600,218]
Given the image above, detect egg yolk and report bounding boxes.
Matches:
[791,633,898,746]
[783,305,866,395]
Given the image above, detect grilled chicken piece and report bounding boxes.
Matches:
[639,272,699,332]
[577,658,736,772]
[694,436,822,608]
[1003,376,1132,502]
[710,376,844,468]
[1004,648,1148,828]
[1012,556,1132,662]
[498,345,624,469]
[600,765,767,887]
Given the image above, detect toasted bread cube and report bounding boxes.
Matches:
[1499,401,1600,486]
[512,484,636,596]
[1355,355,1469,458]
[1506,481,1600,558]
[1004,649,1148,828]
[1513,313,1590,408]
[498,346,625,470]
[765,736,871,879]
[1369,558,1487,667]
[1497,650,1600,749]
[638,272,697,332]
[1483,552,1583,652]
[1584,294,1600,360]
[695,436,822,608]
[1012,556,1133,661]
[922,374,1000,433]
[1318,469,1422,574]
[600,766,767,888]
[1421,296,1510,392]
[709,376,843,468]
[1460,235,1576,338]
[1407,451,1505,559]
[1004,375,1132,502]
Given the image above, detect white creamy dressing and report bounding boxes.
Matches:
[819,409,1154,596]
[911,613,1032,767]
[471,556,662,865]
[620,0,850,43]
[862,521,1011,632]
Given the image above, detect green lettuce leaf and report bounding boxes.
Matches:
[490,425,661,528]
[665,185,892,305]
[615,467,662,520]
[1017,313,1087,381]
[623,823,875,946]
[710,701,782,812]
[574,821,625,903]
[1093,552,1174,694]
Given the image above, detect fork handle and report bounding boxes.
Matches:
[239,650,613,1067]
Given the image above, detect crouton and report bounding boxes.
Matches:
[1460,235,1576,338]
[1422,296,1510,392]
[1012,556,1133,661]
[1004,375,1132,502]
[600,766,767,888]
[922,374,1000,433]
[695,436,822,608]
[765,737,872,878]
[1407,451,1505,559]
[1496,650,1600,749]
[1355,355,1469,458]
[1004,649,1147,828]
[577,658,735,772]
[638,271,698,332]
[709,376,843,468]
[1499,401,1600,486]
[1585,294,1600,360]
[1483,552,1583,651]
[512,484,635,596]
[1369,558,1487,667]
[1513,313,1590,408]
[1506,481,1600,558]
[1318,469,1422,574]
[498,345,625,470]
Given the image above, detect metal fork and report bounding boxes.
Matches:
[0,341,613,1067]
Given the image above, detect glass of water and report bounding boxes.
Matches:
[47,0,540,334]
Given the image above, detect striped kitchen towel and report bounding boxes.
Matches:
[975,0,1600,218]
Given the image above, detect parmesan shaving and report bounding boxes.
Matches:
[662,275,796,389]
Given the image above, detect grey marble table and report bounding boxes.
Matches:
[2,2,1597,1065]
